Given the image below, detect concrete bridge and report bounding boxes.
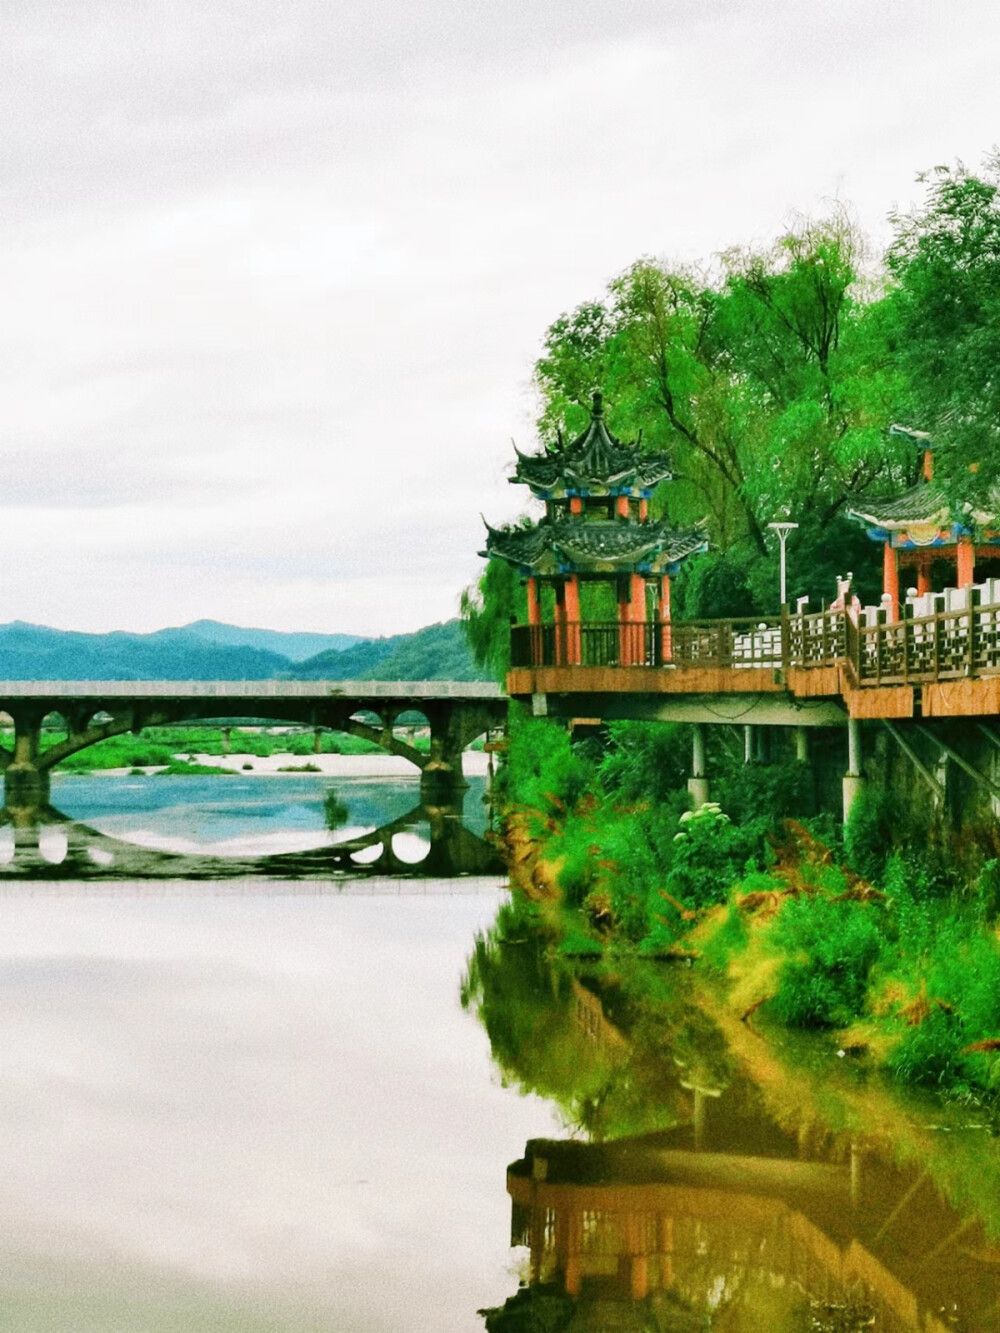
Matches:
[0,680,507,810]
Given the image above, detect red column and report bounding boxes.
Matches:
[639,498,648,522]
[957,535,975,588]
[526,576,540,625]
[883,541,899,622]
[616,495,630,518]
[569,496,582,514]
[564,575,581,665]
[629,574,646,665]
[659,575,672,663]
[916,555,932,597]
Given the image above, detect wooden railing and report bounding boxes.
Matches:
[510,598,1000,687]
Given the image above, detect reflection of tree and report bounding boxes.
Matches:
[461,899,704,1140]
[323,790,350,831]
[480,1284,707,1332]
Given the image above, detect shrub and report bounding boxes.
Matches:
[666,804,772,909]
[766,895,887,1027]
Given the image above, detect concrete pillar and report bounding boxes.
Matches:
[221,726,231,754]
[4,712,49,815]
[795,726,809,763]
[744,725,754,764]
[313,728,323,755]
[843,715,865,823]
[420,708,468,796]
[688,723,710,808]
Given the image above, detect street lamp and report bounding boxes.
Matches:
[768,521,799,607]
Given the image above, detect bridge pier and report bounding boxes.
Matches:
[3,710,49,815]
[843,715,865,824]
[687,723,711,809]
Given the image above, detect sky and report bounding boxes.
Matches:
[3,0,1000,637]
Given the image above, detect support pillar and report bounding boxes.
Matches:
[617,576,632,666]
[658,575,672,664]
[688,723,710,808]
[744,725,754,765]
[313,728,323,755]
[564,574,581,665]
[420,707,469,797]
[795,726,808,763]
[630,573,646,665]
[4,712,49,815]
[221,726,231,755]
[883,541,899,622]
[525,576,540,626]
[843,715,865,824]
[957,534,976,589]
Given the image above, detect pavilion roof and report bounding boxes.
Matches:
[511,392,673,496]
[847,482,952,531]
[481,516,708,574]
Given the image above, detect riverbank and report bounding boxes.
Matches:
[496,715,1000,1104]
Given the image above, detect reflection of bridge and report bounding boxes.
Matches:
[0,681,506,809]
[0,794,503,882]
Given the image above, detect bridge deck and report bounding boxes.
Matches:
[0,680,504,702]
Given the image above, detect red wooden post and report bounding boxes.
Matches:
[957,535,975,588]
[564,574,581,665]
[916,554,932,596]
[883,541,899,622]
[659,575,672,664]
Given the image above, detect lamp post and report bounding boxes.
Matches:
[768,521,799,607]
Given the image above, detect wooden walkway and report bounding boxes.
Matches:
[509,599,1000,721]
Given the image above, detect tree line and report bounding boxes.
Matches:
[464,154,1000,676]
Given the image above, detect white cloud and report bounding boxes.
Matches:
[2,0,1000,632]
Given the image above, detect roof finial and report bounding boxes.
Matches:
[592,390,603,417]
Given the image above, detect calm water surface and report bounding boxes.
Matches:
[3,772,1000,1330]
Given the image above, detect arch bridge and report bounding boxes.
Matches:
[0,680,507,810]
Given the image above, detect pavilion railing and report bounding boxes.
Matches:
[510,619,785,671]
[509,598,1000,683]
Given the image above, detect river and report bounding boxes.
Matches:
[2,766,999,1330]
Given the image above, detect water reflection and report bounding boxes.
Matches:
[0,788,502,882]
[468,901,1000,1332]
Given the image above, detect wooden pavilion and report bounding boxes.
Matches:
[482,393,707,666]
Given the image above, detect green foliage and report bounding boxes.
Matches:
[713,758,815,826]
[666,803,771,909]
[844,783,900,884]
[494,713,596,816]
[766,895,886,1027]
[887,156,1000,497]
[461,552,525,683]
[596,722,688,803]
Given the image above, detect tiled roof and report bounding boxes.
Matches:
[511,392,673,495]
[847,483,951,530]
[481,516,708,573]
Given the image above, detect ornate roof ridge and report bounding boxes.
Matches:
[511,392,672,493]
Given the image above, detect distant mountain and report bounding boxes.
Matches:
[0,618,485,682]
[163,620,363,662]
[291,620,489,682]
[0,621,289,681]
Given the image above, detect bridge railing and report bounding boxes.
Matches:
[855,595,1000,684]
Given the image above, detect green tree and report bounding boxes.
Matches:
[886,155,1000,505]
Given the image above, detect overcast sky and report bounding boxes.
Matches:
[3,0,999,636]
